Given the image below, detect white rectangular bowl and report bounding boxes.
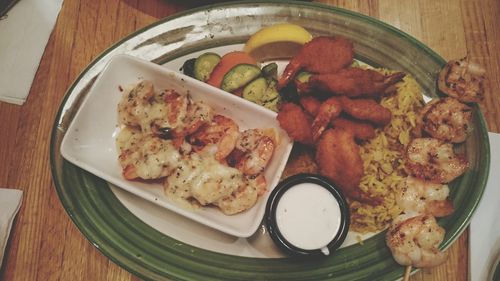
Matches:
[60,54,293,237]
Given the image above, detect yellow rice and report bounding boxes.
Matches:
[351,72,425,233]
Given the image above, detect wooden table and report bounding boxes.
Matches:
[1,0,498,280]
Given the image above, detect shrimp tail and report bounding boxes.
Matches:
[277,59,302,90]
[123,164,138,180]
[383,72,406,94]
[311,97,342,141]
[427,200,454,217]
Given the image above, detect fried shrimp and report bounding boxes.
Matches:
[276,103,314,145]
[311,97,342,141]
[299,95,321,116]
[338,96,392,126]
[397,176,454,217]
[419,97,473,143]
[331,117,375,141]
[386,214,448,268]
[188,115,240,162]
[302,68,405,98]
[299,96,380,141]
[278,36,354,89]
[438,57,486,103]
[316,129,379,204]
[405,138,469,183]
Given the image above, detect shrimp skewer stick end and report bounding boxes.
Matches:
[403,266,411,281]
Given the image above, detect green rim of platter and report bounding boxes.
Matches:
[50,1,490,280]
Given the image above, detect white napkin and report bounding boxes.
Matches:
[0,188,22,267]
[470,132,500,281]
[0,0,63,105]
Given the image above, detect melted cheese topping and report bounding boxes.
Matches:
[165,152,244,206]
[215,180,259,215]
[116,127,181,179]
[118,82,191,134]
[116,126,142,152]
[116,80,270,215]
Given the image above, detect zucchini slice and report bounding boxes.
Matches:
[262,79,281,112]
[243,77,267,102]
[221,64,261,92]
[242,77,281,112]
[194,52,221,82]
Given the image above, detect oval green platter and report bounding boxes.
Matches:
[50,1,490,280]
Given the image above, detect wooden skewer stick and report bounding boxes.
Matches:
[403,265,412,281]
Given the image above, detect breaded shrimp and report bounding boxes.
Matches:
[338,96,392,126]
[302,68,405,98]
[316,129,380,204]
[331,117,376,141]
[278,36,354,89]
[396,176,454,217]
[299,96,380,141]
[311,97,342,141]
[405,138,469,183]
[386,214,448,268]
[438,57,486,103]
[276,103,314,145]
[299,95,321,116]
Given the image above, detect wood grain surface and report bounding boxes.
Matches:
[1,0,498,280]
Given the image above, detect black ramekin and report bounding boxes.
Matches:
[265,173,350,256]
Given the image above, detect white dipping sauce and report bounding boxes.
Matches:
[275,183,341,252]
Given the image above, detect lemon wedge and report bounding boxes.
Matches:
[243,23,313,62]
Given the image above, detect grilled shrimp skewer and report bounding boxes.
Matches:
[388,136,467,270]
[389,57,479,270]
[405,138,469,183]
[386,214,448,268]
[438,57,485,103]
[389,136,468,270]
[389,136,468,268]
[396,177,454,217]
[414,97,473,143]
